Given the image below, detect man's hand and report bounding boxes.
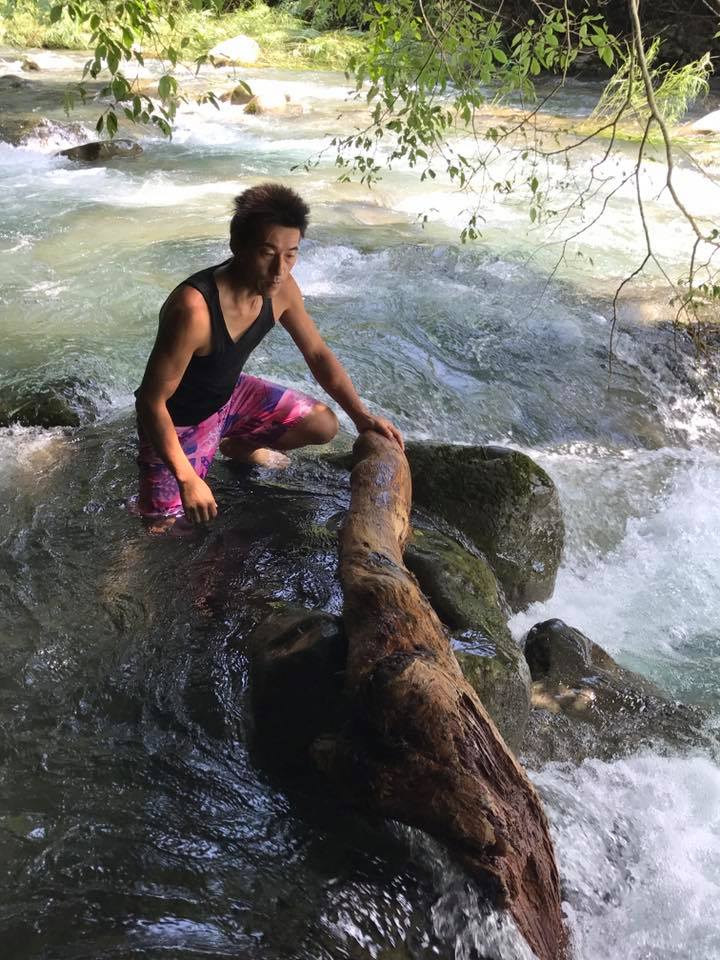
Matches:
[178,473,218,524]
[354,413,405,450]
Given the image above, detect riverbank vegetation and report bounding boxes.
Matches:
[0,0,366,68]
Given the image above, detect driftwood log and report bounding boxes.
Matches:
[312,432,567,960]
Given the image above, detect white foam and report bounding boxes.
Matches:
[293,243,368,297]
[510,445,720,695]
[0,425,66,474]
[534,752,720,960]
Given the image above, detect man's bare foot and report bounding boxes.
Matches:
[220,440,290,469]
[248,447,291,468]
[144,516,195,536]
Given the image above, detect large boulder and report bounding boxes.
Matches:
[521,619,709,765]
[404,443,564,611]
[0,377,106,427]
[248,608,347,771]
[208,35,260,67]
[58,139,143,162]
[404,528,531,749]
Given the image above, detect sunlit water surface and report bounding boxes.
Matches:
[2,50,720,959]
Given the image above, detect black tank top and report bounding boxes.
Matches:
[163,262,275,426]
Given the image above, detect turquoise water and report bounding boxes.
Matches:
[2,50,720,959]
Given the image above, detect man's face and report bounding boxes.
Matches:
[248,224,301,296]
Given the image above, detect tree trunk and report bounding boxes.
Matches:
[312,431,567,960]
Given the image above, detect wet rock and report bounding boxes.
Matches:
[208,34,260,66]
[0,377,106,427]
[521,619,709,765]
[244,92,304,116]
[405,527,531,749]
[58,139,143,162]
[218,82,254,106]
[248,608,347,771]
[0,114,85,147]
[404,442,564,612]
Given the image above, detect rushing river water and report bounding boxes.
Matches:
[2,48,720,960]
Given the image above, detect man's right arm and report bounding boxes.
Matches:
[135,287,218,524]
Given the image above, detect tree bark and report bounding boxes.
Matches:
[313,431,567,960]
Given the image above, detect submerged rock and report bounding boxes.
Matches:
[58,139,143,162]
[405,528,530,749]
[404,442,565,612]
[0,73,34,93]
[249,608,347,770]
[0,114,85,147]
[0,377,106,427]
[208,35,260,66]
[521,619,709,765]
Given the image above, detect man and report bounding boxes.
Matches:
[135,182,403,529]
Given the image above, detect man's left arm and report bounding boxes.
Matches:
[278,277,404,448]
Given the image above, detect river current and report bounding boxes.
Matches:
[2,50,720,959]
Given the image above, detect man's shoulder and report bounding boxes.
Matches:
[161,283,211,324]
[158,283,213,353]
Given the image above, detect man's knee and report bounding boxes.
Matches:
[304,403,339,444]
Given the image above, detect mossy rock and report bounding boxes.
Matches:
[454,635,531,753]
[0,377,105,427]
[404,528,530,750]
[521,619,709,765]
[405,528,510,637]
[404,442,564,612]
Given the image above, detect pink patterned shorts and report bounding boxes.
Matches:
[136,374,317,518]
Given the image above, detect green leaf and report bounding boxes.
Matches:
[158,75,175,100]
[49,4,63,24]
[107,111,118,137]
